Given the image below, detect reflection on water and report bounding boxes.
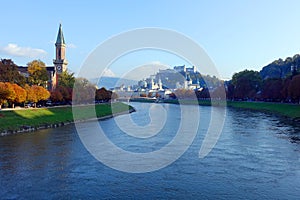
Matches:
[0,103,299,199]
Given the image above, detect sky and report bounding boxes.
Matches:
[1,0,300,80]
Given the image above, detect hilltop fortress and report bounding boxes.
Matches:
[114,65,222,99]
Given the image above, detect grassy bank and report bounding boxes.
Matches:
[0,102,133,132]
[226,101,300,119]
[131,98,300,119]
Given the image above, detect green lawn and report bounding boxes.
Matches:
[132,98,300,119]
[226,101,300,119]
[0,102,133,132]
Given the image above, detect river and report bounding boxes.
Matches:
[0,102,300,199]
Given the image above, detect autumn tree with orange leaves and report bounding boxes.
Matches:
[25,84,50,107]
[11,83,27,108]
[0,82,11,109]
[32,85,50,107]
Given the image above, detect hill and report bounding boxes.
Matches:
[260,54,300,79]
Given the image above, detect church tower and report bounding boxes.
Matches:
[53,24,68,88]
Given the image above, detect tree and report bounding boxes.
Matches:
[111,92,118,100]
[49,70,75,103]
[0,82,8,109]
[174,89,196,99]
[59,70,75,88]
[4,82,16,107]
[261,78,283,101]
[288,75,300,103]
[195,88,210,99]
[58,86,72,102]
[11,84,27,108]
[210,85,226,100]
[226,82,235,100]
[231,70,262,100]
[25,84,37,104]
[0,82,15,109]
[281,78,291,101]
[50,90,63,102]
[32,85,50,105]
[27,60,49,87]
[0,59,26,86]
[50,86,71,102]
[95,87,112,102]
[25,85,50,107]
[73,78,97,104]
[95,87,119,102]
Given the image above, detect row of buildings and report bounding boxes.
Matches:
[114,65,204,99]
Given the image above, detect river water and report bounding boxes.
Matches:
[0,102,300,199]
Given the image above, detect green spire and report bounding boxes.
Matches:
[56,23,65,45]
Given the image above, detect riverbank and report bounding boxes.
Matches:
[226,101,300,120]
[130,98,300,120]
[0,102,135,136]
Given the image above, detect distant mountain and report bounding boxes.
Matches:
[90,76,138,90]
[260,54,300,79]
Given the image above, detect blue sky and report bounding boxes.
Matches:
[1,0,300,79]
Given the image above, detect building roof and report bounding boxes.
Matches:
[55,24,65,45]
[18,66,55,72]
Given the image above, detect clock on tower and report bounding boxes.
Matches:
[56,65,62,73]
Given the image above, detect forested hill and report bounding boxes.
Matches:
[260,54,300,79]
